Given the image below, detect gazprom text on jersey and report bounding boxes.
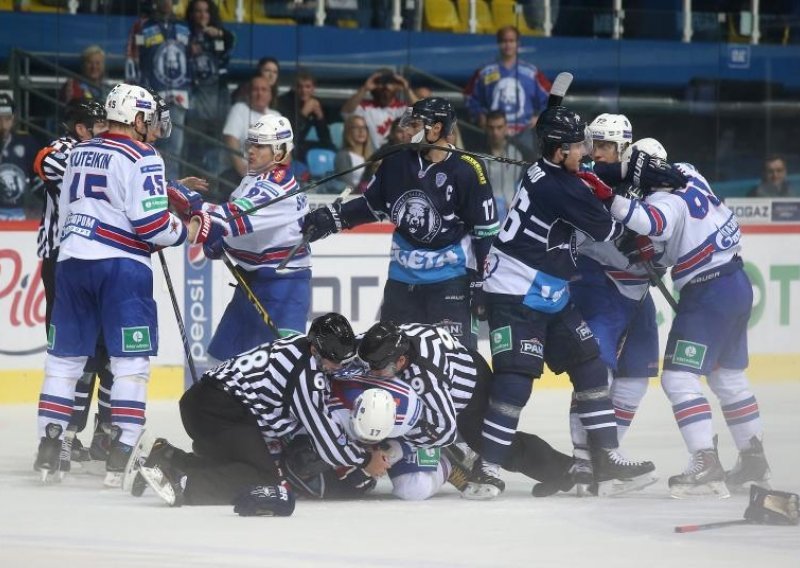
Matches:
[69,150,112,170]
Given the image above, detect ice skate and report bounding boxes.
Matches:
[70,436,91,463]
[726,436,771,493]
[462,459,505,500]
[669,448,730,499]
[103,426,134,488]
[138,438,186,507]
[572,458,596,497]
[592,448,656,497]
[34,423,65,484]
[121,430,152,493]
[442,445,474,492]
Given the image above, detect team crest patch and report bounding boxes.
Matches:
[490,326,512,355]
[47,325,56,349]
[520,338,543,358]
[576,322,593,341]
[436,319,463,337]
[122,326,152,352]
[672,340,707,370]
[391,190,442,243]
[435,172,447,188]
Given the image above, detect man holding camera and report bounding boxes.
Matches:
[341,68,418,149]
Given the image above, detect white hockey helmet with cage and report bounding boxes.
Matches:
[247,114,294,161]
[105,83,156,127]
[622,137,668,162]
[589,113,633,155]
[350,388,397,443]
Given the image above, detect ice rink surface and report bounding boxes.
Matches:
[1,382,798,568]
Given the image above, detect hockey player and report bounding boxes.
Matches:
[300,97,499,349]
[469,105,656,499]
[34,83,223,485]
[593,138,770,498]
[563,114,662,495]
[0,93,41,220]
[169,114,310,361]
[33,99,113,467]
[135,313,390,511]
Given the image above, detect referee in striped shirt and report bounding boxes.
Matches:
[33,100,111,460]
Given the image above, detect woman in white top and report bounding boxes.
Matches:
[334,115,374,191]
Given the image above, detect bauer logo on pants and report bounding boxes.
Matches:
[122,326,152,352]
[490,325,512,355]
[672,340,707,370]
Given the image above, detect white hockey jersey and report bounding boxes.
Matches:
[577,238,658,300]
[207,164,309,271]
[609,163,741,291]
[57,133,187,267]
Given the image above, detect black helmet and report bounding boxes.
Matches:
[308,313,356,362]
[536,105,588,158]
[358,321,411,370]
[64,100,106,133]
[408,96,456,138]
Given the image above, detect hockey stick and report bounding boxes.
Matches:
[157,250,198,383]
[674,519,750,533]
[224,143,405,223]
[220,252,283,338]
[547,71,574,108]
[275,188,353,274]
[644,261,679,312]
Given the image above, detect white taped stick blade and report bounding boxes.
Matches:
[550,72,574,99]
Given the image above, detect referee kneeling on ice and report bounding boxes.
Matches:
[134,313,390,516]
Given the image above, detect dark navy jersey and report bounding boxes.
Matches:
[361,148,499,284]
[484,158,623,312]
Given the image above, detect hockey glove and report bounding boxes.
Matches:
[189,210,227,246]
[167,181,204,219]
[469,270,488,321]
[233,484,296,517]
[203,237,225,260]
[336,466,377,494]
[301,202,344,243]
[743,485,799,526]
[617,231,656,265]
[625,149,688,191]
[576,171,615,205]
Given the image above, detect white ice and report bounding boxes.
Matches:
[1,382,798,567]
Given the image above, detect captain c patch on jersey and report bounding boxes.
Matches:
[391,190,442,242]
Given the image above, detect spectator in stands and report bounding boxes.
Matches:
[276,69,333,162]
[414,85,433,100]
[60,45,107,104]
[477,110,526,221]
[185,0,235,175]
[385,117,411,146]
[341,68,418,149]
[222,75,281,181]
[465,25,550,154]
[125,0,192,180]
[334,115,374,192]
[234,56,280,104]
[0,94,41,220]
[748,155,794,197]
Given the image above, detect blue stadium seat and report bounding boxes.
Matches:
[306,148,337,178]
[328,121,344,149]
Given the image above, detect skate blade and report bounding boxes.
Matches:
[576,483,596,498]
[104,471,123,488]
[669,480,730,499]
[727,478,771,495]
[39,469,64,485]
[597,473,658,497]
[130,471,148,497]
[138,466,178,506]
[122,430,153,493]
[462,482,502,501]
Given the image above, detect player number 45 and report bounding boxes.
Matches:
[68,172,108,203]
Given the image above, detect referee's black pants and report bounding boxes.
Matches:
[175,380,283,505]
[457,349,573,482]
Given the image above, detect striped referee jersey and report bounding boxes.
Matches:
[33,135,77,258]
[203,334,368,469]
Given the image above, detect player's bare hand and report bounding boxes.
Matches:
[178,176,209,192]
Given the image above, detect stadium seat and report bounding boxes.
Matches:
[328,121,344,149]
[456,0,496,34]
[214,0,296,24]
[0,0,14,11]
[306,148,337,178]
[490,0,543,36]
[423,0,462,33]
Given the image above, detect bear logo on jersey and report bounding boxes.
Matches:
[153,41,189,88]
[0,163,27,207]
[391,190,442,243]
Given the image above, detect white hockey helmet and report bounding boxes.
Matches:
[105,83,156,127]
[622,137,668,162]
[350,388,397,443]
[247,114,294,161]
[589,113,633,155]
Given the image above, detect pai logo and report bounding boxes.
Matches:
[187,243,207,268]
